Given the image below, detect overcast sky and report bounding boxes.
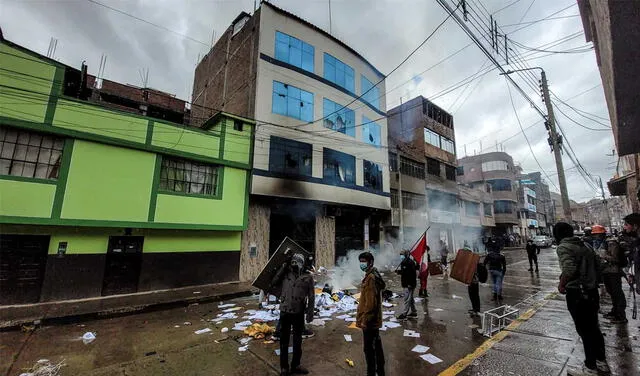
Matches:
[0,0,614,202]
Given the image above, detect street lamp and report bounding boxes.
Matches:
[500,67,573,223]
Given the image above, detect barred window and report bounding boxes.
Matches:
[426,157,440,177]
[0,126,64,180]
[445,164,456,181]
[159,157,218,196]
[400,156,425,179]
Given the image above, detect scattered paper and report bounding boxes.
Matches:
[344,334,353,342]
[309,319,326,327]
[345,317,356,322]
[452,295,463,300]
[221,327,229,333]
[403,329,420,338]
[420,354,443,364]
[238,345,249,352]
[433,308,444,312]
[236,320,252,327]
[194,328,212,335]
[218,303,236,308]
[233,326,248,331]
[223,307,242,313]
[174,325,180,328]
[383,321,401,329]
[239,337,252,345]
[274,347,294,355]
[336,314,351,320]
[411,345,430,353]
[382,310,395,315]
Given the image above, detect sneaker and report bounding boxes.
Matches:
[290,365,309,374]
[595,360,611,375]
[567,363,598,376]
[397,314,407,320]
[408,312,418,318]
[301,329,315,339]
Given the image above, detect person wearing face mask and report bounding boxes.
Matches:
[356,251,386,376]
[396,250,419,320]
[270,253,315,376]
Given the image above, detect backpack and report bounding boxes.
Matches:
[582,242,603,285]
[476,263,488,283]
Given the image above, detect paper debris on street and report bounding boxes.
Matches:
[383,321,401,329]
[420,354,443,364]
[223,307,243,313]
[336,314,351,320]
[345,317,356,322]
[344,334,353,342]
[219,303,236,308]
[433,308,444,312]
[411,345,430,353]
[309,319,326,326]
[238,345,249,352]
[239,337,252,345]
[194,328,212,335]
[403,329,420,338]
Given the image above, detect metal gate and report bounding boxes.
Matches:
[0,235,50,305]
[101,236,144,296]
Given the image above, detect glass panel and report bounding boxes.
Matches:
[276,31,288,43]
[275,41,289,61]
[301,51,314,72]
[289,46,302,67]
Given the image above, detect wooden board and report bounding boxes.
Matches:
[450,249,480,285]
[251,237,312,296]
[428,262,444,276]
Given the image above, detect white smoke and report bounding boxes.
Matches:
[327,242,402,291]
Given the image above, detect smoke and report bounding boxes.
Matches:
[327,243,401,291]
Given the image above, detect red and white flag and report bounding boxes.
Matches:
[409,232,427,263]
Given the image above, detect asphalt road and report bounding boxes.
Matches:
[0,246,600,376]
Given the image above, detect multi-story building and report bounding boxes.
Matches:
[577,0,640,213]
[516,185,540,239]
[386,96,482,251]
[0,38,254,304]
[457,152,519,236]
[519,171,555,234]
[191,3,390,279]
[458,184,495,250]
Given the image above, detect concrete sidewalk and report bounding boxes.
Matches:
[0,281,254,329]
[458,291,640,376]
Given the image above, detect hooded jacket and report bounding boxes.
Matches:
[271,264,315,318]
[398,256,418,288]
[356,267,386,329]
[556,236,598,291]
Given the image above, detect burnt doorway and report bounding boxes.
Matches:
[269,213,315,260]
[102,236,143,296]
[0,235,50,304]
[335,209,364,261]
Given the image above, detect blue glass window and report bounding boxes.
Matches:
[363,160,383,192]
[269,136,312,177]
[323,98,355,137]
[323,148,355,186]
[272,81,314,122]
[361,75,380,109]
[275,31,314,73]
[323,53,355,93]
[362,116,381,147]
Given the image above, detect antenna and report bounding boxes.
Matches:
[328,0,332,34]
[47,37,58,58]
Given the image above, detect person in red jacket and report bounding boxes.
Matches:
[418,246,431,298]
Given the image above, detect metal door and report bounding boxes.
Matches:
[0,235,50,304]
[101,236,143,296]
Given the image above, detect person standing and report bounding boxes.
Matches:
[592,225,628,324]
[396,250,418,320]
[525,239,540,272]
[554,222,610,376]
[484,241,506,302]
[418,246,431,298]
[438,240,449,277]
[357,252,386,376]
[270,253,315,376]
[468,255,485,317]
[621,214,640,297]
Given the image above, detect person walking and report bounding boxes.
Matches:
[592,225,628,324]
[484,240,506,302]
[525,239,540,272]
[468,255,486,317]
[554,222,610,376]
[357,251,386,376]
[396,250,418,320]
[438,240,449,277]
[418,246,431,298]
[270,253,315,376]
[621,214,640,295]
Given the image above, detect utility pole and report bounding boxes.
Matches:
[397,97,405,248]
[540,70,572,222]
[598,176,612,231]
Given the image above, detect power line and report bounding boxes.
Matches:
[502,14,581,28]
[491,0,525,15]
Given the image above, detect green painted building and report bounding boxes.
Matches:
[0,39,254,304]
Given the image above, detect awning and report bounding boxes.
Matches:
[608,172,636,196]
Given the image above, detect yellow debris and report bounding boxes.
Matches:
[243,323,275,339]
[347,322,358,329]
[345,359,355,367]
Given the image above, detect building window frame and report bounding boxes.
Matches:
[465,201,480,217]
[361,74,380,110]
[323,53,355,93]
[426,157,441,177]
[444,164,456,181]
[323,148,355,187]
[494,200,515,214]
[272,81,314,122]
[362,116,382,147]
[275,31,315,73]
[159,156,219,197]
[483,202,493,217]
[0,126,64,181]
[269,136,312,177]
[441,137,455,154]
[488,179,512,191]
[481,160,509,172]
[323,98,355,137]
[400,156,425,179]
[363,159,383,192]
[424,128,440,148]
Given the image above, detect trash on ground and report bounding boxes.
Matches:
[243,309,279,322]
[263,340,275,344]
[309,318,327,326]
[345,359,355,367]
[433,308,444,312]
[347,322,358,329]
[244,323,275,339]
[82,332,96,344]
[420,354,443,364]
[19,359,65,376]
[383,321,401,329]
[221,327,229,333]
[403,329,420,338]
[183,321,192,326]
[174,325,180,328]
[411,345,430,353]
[239,337,252,345]
[193,291,201,294]
[275,347,293,355]
[218,303,236,308]
[468,324,479,329]
[345,317,356,322]
[344,334,352,342]
[238,345,249,352]
[194,328,212,335]
[452,295,463,299]
[223,307,242,313]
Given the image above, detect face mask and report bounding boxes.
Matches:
[400,255,406,261]
[359,262,368,271]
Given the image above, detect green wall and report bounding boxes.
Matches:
[223,120,252,165]
[0,179,56,218]
[154,168,247,226]
[143,231,241,253]
[61,140,155,222]
[152,122,221,159]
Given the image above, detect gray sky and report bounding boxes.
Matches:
[0,0,614,202]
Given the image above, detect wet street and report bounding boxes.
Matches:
[1,247,638,376]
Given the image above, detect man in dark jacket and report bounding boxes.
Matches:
[357,252,386,376]
[271,253,315,376]
[484,244,507,301]
[593,225,628,324]
[396,250,418,320]
[525,239,540,272]
[554,222,610,376]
